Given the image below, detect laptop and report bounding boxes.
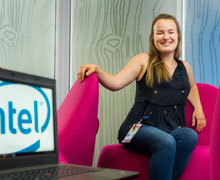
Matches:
[0,69,139,180]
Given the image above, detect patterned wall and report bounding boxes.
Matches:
[0,0,56,78]
[71,0,180,165]
[184,0,220,87]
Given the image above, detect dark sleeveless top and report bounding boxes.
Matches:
[118,59,191,143]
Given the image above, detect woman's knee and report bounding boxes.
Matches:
[183,128,198,145]
[172,127,198,152]
[156,134,176,153]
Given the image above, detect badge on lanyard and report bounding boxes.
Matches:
[122,123,142,143]
[122,116,149,143]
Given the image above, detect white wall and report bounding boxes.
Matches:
[0,0,56,78]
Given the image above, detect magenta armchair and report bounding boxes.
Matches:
[97,83,218,180]
[210,85,220,180]
[57,73,99,166]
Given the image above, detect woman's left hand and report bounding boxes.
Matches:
[192,108,206,132]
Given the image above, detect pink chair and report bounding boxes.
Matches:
[97,83,218,180]
[57,73,99,166]
[210,85,220,180]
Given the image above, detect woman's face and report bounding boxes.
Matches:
[153,19,178,56]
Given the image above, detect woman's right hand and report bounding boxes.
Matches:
[77,64,98,82]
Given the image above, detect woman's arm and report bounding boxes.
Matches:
[183,60,206,132]
[77,53,149,91]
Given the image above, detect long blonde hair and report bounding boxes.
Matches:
[146,13,182,87]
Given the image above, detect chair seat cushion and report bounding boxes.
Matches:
[97,144,209,180]
[97,144,150,180]
[179,145,210,180]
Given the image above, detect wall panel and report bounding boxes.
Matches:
[184,0,220,87]
[0,0,56,78]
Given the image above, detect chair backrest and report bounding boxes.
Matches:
[210,85,220,180]
[57,73,99,166]
[185,83,218,145]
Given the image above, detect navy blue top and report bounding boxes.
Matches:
[118,59,191,143]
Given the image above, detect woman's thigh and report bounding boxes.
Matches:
[123,124,176,156]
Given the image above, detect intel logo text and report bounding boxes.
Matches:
[0,82,54,154]
[0,101,40,134]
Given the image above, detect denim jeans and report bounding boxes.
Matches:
[123,125,198,180]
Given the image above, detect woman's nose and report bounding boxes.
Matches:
[163,32,169,39]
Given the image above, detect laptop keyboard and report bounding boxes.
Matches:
[0,165,101,180]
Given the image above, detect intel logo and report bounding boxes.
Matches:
[0,81,54,154]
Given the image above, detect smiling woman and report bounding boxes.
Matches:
[77,13,206,180]
[146,14,182,88]
[153,19,178,55]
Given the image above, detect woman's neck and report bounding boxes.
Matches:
[161,54,176,65]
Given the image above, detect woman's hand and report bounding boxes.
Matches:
[183,62,206,132]
[77,64,97,82]
[192,108,206,132]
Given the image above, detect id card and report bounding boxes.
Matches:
[122,123,142,143]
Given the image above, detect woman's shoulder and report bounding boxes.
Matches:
[179,59,192,74]
[137,52,150,57]
[180,59,189,65]
[133,52,149,65]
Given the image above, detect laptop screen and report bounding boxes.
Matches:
[0,69,58,169]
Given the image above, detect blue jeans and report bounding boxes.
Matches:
[123,125,198,180]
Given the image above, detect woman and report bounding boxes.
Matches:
[77,13,206,180]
